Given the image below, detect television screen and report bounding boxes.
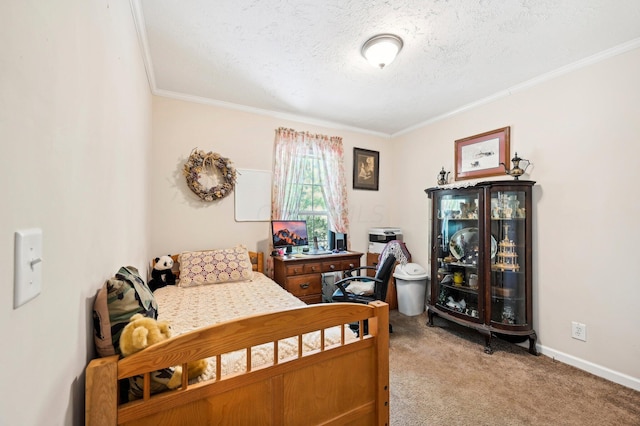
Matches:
[271,220,309,248]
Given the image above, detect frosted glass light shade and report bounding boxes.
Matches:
[361,34,403,69]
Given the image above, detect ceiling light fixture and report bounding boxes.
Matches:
[361,34,403,69]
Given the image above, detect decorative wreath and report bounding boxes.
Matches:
[183,149,237,202]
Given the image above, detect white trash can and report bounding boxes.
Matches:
[393,263,429,316]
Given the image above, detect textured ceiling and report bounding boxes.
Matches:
[134,0,640,136]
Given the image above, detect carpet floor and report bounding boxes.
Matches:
[388,310,640,426]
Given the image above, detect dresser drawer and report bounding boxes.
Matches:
[298,293,322,304]
[286,261,323,275]
[321,260,342,272]
[341,259,359,271]
[303,262,323,274]
[322,258,360,273]
[285,274,322,297]
[285,264,306,276]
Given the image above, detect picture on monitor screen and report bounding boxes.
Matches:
[271,220,309,248]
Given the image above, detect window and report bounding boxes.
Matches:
[272,128,349,251]
[295,153,329,247]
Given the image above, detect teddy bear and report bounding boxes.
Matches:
[148,254,176,292]
[119,313,208,400]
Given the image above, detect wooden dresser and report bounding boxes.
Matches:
[273,251,363,304]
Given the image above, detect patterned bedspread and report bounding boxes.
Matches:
[154,272,354,381]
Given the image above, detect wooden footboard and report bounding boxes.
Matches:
[86,301,389,425]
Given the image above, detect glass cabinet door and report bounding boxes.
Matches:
[489,189,528,327]
[434,190,483,322]
[427,180,536,354]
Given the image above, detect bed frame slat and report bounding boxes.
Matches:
[116,303,378,379]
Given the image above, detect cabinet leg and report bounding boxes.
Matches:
[427,309,435,327]
[528,331,538,355]
[484,335,493,354]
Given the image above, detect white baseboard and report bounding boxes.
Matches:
[537,344,640,392]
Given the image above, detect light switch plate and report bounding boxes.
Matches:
[14,228,43,309]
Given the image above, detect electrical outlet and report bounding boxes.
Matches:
[571,321,587,341]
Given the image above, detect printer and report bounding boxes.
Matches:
[368,227,403,253]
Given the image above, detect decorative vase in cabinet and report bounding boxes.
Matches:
[425,180,537,355]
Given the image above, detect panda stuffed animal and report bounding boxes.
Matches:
[149,255,176,292]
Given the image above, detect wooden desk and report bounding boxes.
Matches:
[273,251,363,304]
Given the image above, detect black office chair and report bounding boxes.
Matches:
[332,254,396,335]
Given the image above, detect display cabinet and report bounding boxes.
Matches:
[425,180,537,354]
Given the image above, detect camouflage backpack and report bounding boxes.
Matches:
[92,266,158,357]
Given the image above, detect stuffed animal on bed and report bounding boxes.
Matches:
[119,313,208,400]
[148,255,176,292]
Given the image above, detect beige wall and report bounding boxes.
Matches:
[392,47,640,387]
[0,1,151,425]
[150,97,392,257]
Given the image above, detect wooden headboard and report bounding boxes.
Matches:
[152,251,264,279]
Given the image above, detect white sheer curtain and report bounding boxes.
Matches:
[271,127,349,234]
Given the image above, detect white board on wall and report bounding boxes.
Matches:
[234,169,272,221]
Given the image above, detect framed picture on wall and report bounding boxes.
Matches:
[455,127,510,181]
[353,147,379,190]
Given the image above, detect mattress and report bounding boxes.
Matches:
[154,272,354,381]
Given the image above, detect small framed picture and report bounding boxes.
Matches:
[353,148,379,190]
[455,127,510,181]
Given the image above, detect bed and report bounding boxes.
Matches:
[85,250,390,425]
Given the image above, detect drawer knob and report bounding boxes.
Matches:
[329,264,336,270]
[300,283,310,289]
[348,263,354,269]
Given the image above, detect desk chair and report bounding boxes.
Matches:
[332,254,396,335]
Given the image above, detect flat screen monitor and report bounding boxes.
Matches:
[271,220,309,248]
